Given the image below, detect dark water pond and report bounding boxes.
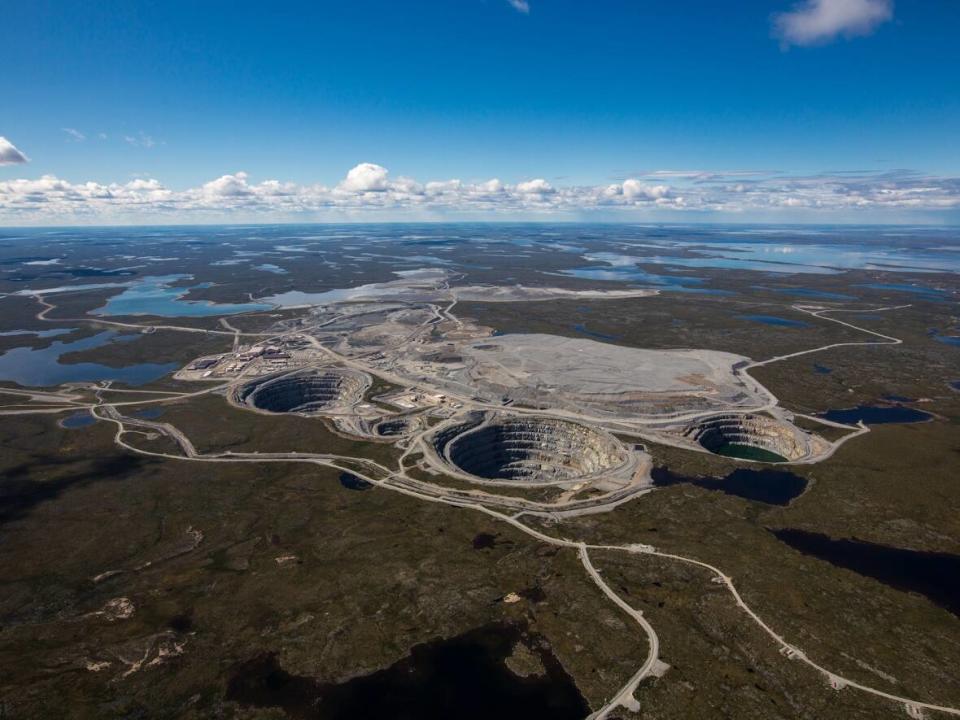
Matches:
[818,405,933,425]
[653,466,806,505]
[935,334,960,347]
[472,532,515,550]
[226,623,590,720]
[738,315,810,329]
[812,363,833,374]
[61,411,96,429]
[951,381,960,391]
[771,529,960,617]
[339,472,372,491]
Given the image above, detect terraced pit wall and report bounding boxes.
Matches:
[684,414,810,462]
[238,368,370,414]
[444,416,627,483]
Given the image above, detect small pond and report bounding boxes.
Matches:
[339,472,373,491]
[61,411,96,429]
[738,315,810,329]
[652,466,807,505]
[818,405,933,425]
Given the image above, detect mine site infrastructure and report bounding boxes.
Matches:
[7,273,956,719]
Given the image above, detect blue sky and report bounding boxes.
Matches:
[1,0,959,224]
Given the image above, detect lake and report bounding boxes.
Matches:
[0,331,177,387]
[92,275,272,317]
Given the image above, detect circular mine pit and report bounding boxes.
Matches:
[684,413,809,463]
[237,368,370,415]
[441,416,628,484]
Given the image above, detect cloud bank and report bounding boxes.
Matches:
[774,0,893,46]
[0,138,29,166]
[0,163,957,224]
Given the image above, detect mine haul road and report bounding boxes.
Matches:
[5,291,958,718]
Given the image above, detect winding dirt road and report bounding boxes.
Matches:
[3,291,957,718]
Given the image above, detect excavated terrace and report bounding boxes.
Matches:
[432,414,630,485]
[236,367,371,415]
[684,413,814,463]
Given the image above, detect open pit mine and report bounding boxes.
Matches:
[234,367,371,415]
[425,412,633,486]
[172,272,851,513]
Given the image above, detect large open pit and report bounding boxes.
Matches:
[237,368,370,415]
[435,414,629,484]
[684,413,811,463]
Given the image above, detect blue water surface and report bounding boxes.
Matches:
[0,331,177,387]
[93,275,272,317]
[739,315,810,328]
[819,405,933,425]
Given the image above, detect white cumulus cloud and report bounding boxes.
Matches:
[203,172,252,198]
[339,163,390,193]
[516,178,553,194]
[773,0,893,47]
[62,128,86,142]
[0,137,29,165]
[621,179,670,200]
[507,0,530,14]
[1,165,958,224]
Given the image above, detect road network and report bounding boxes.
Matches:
[0,289,955,720]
